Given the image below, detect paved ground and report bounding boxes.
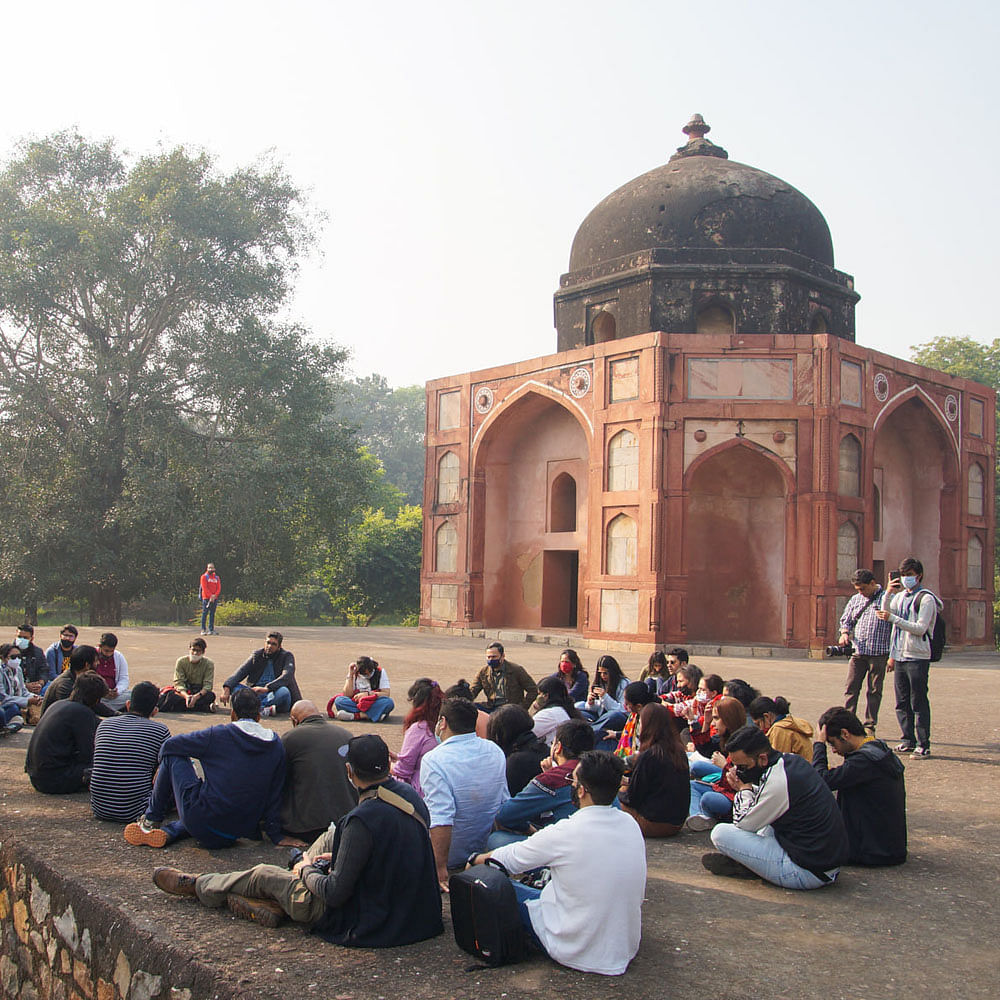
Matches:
[2,624,999,1000]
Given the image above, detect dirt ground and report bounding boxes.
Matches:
[2,624,999,1000]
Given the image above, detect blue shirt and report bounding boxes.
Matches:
[419,732,509,866]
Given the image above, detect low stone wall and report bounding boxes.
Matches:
[0,842,229,1000]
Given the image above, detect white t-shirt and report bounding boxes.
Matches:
[490,805,646,975]
[531,706,570,745]
[352,668,390,694]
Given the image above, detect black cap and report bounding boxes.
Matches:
[338,734,389,776]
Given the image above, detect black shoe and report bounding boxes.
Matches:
[701,852,758,879]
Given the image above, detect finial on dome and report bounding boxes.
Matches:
[671,113,728,161]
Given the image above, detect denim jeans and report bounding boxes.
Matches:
[200,599,217,632]
[333,694,394,721]
[689,781,733,818]
[145,755,238,849]
[232,682,292,715]
[894,659,930,749]
[689,756,721,780]
[710,823,838,890]
[2,703,21,725]
[509,880,544,950]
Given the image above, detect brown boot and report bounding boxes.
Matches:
[153,867,198,897]
[226,893,286,928]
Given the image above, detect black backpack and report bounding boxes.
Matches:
[916,591,946,662]
[448,859,532,967]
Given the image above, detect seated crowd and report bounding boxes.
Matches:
[11,628,910,978]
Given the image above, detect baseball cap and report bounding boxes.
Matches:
[338,734,389,776]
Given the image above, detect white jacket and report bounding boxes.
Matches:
[885,587,941,661]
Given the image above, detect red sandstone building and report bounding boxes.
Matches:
[420,117,995,651]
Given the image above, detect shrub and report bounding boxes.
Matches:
[214,599,272,627]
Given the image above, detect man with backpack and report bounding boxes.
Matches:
[876,557,943,758]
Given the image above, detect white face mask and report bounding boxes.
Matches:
[189,653,203,662]
[696,690,709,702]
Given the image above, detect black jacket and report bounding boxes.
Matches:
[224,647,302,703]
[812,739,907,866]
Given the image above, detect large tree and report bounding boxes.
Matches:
[0,132,373,623]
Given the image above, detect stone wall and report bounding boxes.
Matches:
[0,843,229,1000]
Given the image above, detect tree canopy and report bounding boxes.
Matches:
[0,132,381,623]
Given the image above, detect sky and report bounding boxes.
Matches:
[4,1,999,387]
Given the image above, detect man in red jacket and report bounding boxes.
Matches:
[199,563,222,636]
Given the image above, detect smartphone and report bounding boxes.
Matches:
[889,571,901,582]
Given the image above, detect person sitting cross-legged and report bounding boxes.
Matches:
[220,631,301,718]
[702,723,849,889]
[330,656,395,723]
[150,734,444,947]
[470,750,646,977]
[157,637,216,713]
[124,687,286,850]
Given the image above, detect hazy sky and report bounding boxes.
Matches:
[4,1,998,386]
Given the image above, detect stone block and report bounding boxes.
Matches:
[168,990,191,1000]
[30,929,46,954]
[19,982,39,1000]
[81,929,92,961]
[129,971,162,1000]
[0,886,9,920]
[13,899,29,944]
[47,936,59,965]
[54,905,79,952]
[113,953,131,999]
[73,958,94,998]
[1,955,20,997]
[750,646,774,657]
[53,980,67,1000]
[30,878,51,923]
[97,979,114,1000]
[719,645,755,658]
[61,949,72,974]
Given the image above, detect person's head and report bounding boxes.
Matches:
[69,645,99,675]
[711,696,748,749]
[15,623,34,647]
[623,680,655,715]
[666,647,689,675]
[552,718,595,763]
[438,696,478,738]
[128,681,160,718]
[264,631,283,652]
[486,704,536,755]
[1,642,18,665]
[594,654,624,692]
[188,637,207,660]
[899,557,924,590]
[723,678,759,708]
[70,672,108,708]
[206,563,216,574]
[723,724,776,783]
[231,686,261,721]
[404,677,443,732]
[748,696,779,732]
[818,706,867,756]
[637,703,687,768]
[444,679,474,701]
[558,649,583,677]
[339,734,390,787]
[572,751,625,807]
[355,656,378,678]
[486,641,505,666]
[290,699,322,725]
[675,663,702,695]
[697,674,724,703]
[646,651,668,677]
[538,674,582,716]
[58,624,78,648]
[850,568,879,599]
[98,632,118,652]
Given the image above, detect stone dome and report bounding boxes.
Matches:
[568,115,835,272]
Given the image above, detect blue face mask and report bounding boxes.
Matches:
[901,575,919,591]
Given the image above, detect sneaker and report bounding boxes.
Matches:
[152,867,198,897]
[912,746,931,757]
[209,631,219,636]
[895,743,916,753]
[200,630,207,636]
[701,852,758,879]
[684,814,718,832]
[260,705,277,718]
[335,710,356,722]
[226,893,285,928]
[4,716,24,734]
[124,816,169,849]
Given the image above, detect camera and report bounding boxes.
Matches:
[825,643,854,657]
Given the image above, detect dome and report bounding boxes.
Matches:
[568,115,834,272]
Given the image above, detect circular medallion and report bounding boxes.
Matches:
[873,372,889,402]
[569,366,592,398]
[474,386,494,415]
[945,394,959,422]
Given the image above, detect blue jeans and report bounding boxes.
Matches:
[2,703,22,725]
[232,683,292,714]
[689,757,722,780]
[200,599,217,632]
[576,708,628,749]
[486,830,529,850]
[145,755,239,849]
[711,823,838,890]
[333,694,395,722]
[894,659,930,749]
[689,781,733,819]
[510,880,544,950]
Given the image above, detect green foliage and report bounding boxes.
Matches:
[277,584,335,622]
[336,374,426,504]
[322,505,423,626]
[213,599,271,626]
[0,131,382,623]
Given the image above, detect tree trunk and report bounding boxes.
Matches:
[23,601,38,625]
[89,584,122,626]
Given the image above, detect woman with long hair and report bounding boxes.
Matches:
[576,654,628,717]
[486,704,550,795]
[550,648,589,702]
[531,675,583,745]
[619,703,690,837]
[686,696,747,830]
[390,677,443,796]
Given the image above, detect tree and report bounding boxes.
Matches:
[0,132,376,623]
[322,505,423,626]
[336,374,426,504]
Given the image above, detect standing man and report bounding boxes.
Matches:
[199,563,222,636]
[876,557,942,758]
[44,625,79,687]
[469,641,538,712]
[220,631,301,717]
[837,569,892,735]
[14,624,48,694]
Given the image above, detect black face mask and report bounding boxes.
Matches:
[736,763,768,784]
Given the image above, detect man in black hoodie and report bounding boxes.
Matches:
[813,707,907,866]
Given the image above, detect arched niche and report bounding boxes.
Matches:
[607,428,638,491]
[969,462,985,517]
[839,434,862,497]
[968,535,984,589]
[837,521,859,582]
[606,513,637,576]
[696,303,735,335]
[437,451,460,504]
[550,472,577,532]
[435,521,458,573]
[591,310,617,343]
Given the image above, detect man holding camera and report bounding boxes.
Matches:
[836,569,892,736]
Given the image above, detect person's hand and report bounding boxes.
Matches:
[277,836,307,848]
[711,751,726,769]
[838,633,850,647]
[185,693,198,709]
[686,741,695,752]
[219,687,231,706]
[540,754,554,771]
[388,749,399,763]
[353,693,366,705]
[438,872,450,893]
[603,729,618,741]
[252,686,268,695]
[887,577,903,593]
[817,724,828,743]
[725,769,749,792]
[875,609,891,621]
[28,694,42,705]
[886,658,895,673]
